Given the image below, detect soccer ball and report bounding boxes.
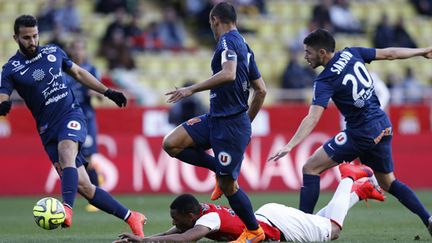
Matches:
[33,197,65,230]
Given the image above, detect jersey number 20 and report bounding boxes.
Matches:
[342,62,373,101]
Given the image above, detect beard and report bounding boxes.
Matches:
[18,41,39,58]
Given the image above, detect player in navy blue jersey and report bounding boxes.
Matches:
[65,38,102,212]
[0,15,146,236]
[163,2,267,243]
[269,28,432,236]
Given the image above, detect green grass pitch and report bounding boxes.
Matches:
[0,191,431,242]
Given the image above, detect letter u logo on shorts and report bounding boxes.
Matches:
[67,120,81,130]
[218,152,232,166]
[335,132,347,145]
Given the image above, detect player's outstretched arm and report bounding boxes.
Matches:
[0,94,12,116]
[268,105,324,162]
[248,77,266,122]
[114,225,211,242]
[66,63,127,107]
[375,47,432,60]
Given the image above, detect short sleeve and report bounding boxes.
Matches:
[195,212,221,232]
[311,79,334,108]
[248,50,261,81]
[58,47,73,70]
[351,47,376,64]
[0,66,14,95]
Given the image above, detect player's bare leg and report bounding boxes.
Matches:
[300,146,338,213]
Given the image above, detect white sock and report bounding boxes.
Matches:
[349,192,360,208]
[316,178,353,228]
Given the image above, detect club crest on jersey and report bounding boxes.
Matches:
[334,132,347,145]
[218,151,232,166]
[67,121,81,130]
[47,54,56,62]
[186,117,201,126]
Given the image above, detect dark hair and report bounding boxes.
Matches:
[14,15,37,35]
[210,2,237,24]
[170,194,201,215]
[303,28,335,53]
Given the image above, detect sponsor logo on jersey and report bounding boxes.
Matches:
[67,120,81,130]
[25,53,42,64]
[47,54,56,62]
[32,69,45,81]
[11,60,20,67]
[186,117,201,126]
[218,151,232,166]
[47,67,62,85]
[41,46,57,54]
[334,132,347,145]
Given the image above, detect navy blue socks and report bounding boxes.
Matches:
[388,179,431,226]
[87,168,99,187]
[61,167,78,208]
[227,189,259,230]
[299,174,321,214]
[176,148,216,171]
[89,187,129,220]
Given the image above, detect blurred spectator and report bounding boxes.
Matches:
[46,24,67,49]
[36,0,62,33]
[399,67,425,103]
[311,0,334,32]
[234,0,267,16]
[280,49,316,102]
[168,81,207,126]
[393,16,417,48]
[102,8,128,42]
[124,12,143,38]
[94,0,138,14]
[99,28,135,70]
[330,0,364,34]
[158,6,186,51]
[410,0,432,16]
[290,19,319,52]
[57,0,81,33]
[373,14,395,48]
[131,21,164,52]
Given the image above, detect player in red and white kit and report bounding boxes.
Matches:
[115,163,385,242]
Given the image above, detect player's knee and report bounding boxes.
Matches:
[219,178,238,196]
[162,137,177,156]
[302,162,318,175]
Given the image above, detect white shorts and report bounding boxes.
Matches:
[255,203,332,242]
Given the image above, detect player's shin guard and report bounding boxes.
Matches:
[88,187,129,219]
[61,167,78,208]
[388,180,431,226]
[299,174,320,214]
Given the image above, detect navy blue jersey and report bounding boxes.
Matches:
[312,47,386,128]
[0,45,80,133]
[210,30,261,117]
[65,62,99,118]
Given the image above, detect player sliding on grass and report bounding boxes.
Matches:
[114,163,384,242]
[268,28,432,236]
[0,15,145,236]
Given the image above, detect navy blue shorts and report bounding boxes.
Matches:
[40,110,88,168]
[323,118,394,173]
[182,112,251,179]
[81,114,98,157]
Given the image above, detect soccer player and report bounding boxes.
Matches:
[268,28,432,235]
[0,15,146,236]
[64,38,102,212]
[162,2,267,243]
[114,163,385,242]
